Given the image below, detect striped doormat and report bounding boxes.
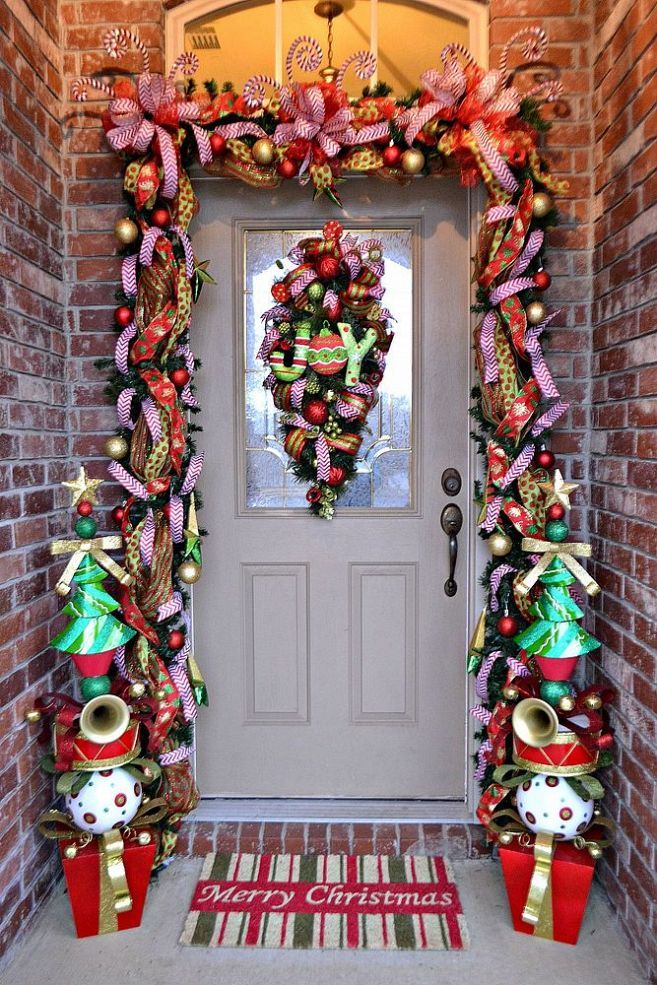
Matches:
[181,853,468,950]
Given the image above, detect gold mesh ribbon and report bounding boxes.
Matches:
[522,831,555,936]
[50,537,133,595]
[518,537,601,597]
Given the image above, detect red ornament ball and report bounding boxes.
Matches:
[162,502,172,520]
[535,448,555,469]
[77,500,93,517]
[327,464,347,487]
[170,367,190,388]
[210,132,226,156]
[533,269,552,291]
[168,630,185,650]
[151,206,170,229]
[303,399,329,425]
[546,502,566,521]
[277,158,298,179]
[114,305,133,328]
[111,506,125,525]
[323,220,343,242]
[306,486,322,504]
[382,145,402,167]
[271,282,290,303]
[317,256,340,281]
[497,615,519,637]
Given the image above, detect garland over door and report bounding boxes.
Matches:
[193,176,471,800]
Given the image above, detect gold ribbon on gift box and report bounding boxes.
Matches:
[38,798,167,932]
[517,537,601,598]
[50,536,133,596]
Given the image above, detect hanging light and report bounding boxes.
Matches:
[313,0,344,82]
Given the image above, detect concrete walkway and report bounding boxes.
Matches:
[2,857,648,985]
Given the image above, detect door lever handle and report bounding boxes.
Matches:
[440,504,463,597]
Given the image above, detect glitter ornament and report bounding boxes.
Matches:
[516,773,594,840]
[65,766,143,836]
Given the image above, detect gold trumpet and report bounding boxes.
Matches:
[512,697,559,748]
[79,694,130,744]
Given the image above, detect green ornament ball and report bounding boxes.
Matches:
[307,282,325,302]
[80,675,111,701]
[540,680,572,707]
[545,518,569,542]
[75,516,98,538]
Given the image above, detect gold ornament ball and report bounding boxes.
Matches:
[489,531,513,557]
[588,844,602,860]
[129,682,146,699]
[498,831,514,845]
[526,300,547,325]
[178,559,202,584]
[252,138,275,166]
[24,708,42,724]
[138,831,151,846]
[503,686,519,702]
[154,688,167,701]
[584,694,602,710]
[532,192,553,219]
[114,217,139,245]
[64,844,78,859]
[105,435,129,461]
[401,148,425,174]
[558,694,576,712]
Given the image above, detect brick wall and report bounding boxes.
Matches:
[0,0,68,961]
[590,1,657,980]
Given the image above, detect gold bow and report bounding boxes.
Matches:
[518,537,601,597]
[50,536,133,596]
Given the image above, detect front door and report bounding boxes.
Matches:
[192,177,472,802]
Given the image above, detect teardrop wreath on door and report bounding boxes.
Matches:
[258,221,395,517]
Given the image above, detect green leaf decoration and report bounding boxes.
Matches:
[566,774,605,802]
[492,765,534,788]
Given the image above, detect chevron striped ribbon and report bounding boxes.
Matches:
[498,444,535,489]
[486,203,516,224]
[479,310,498,384]
[470,119,519,194]
[191,123,213,166]
[172,225,195,278]
[139,226,164,267]
[139,509,155,567]
[169,495,184,543]
[108,460,148,499]
[213,120,268,140]
[257,326,282,361]
[142,397,162,443]
[470,704,492,725]
[117,387,136,429]
[290,377,306,409]
[531,400,569,436]
[169,649,197,723]
[122,253,138,296]
[525,317,561,398]
[158,591,184,622]
[160,742,194,765]
[506,655,531,678]
[509,229,544,277]
[476,650,501,701]
[115,321,137,373]
[180,453,204,496]
[475,738,493,781]
[489,564,516,612]
[488,276,535,307]
[283,414,330,481]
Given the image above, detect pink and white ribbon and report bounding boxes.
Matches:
[108,461,148,499]
[475,739,494,781]
[117,388,136,430]
[167,454,204,544]
[470,704,492,726]
[506,655,531,679]
[122,254,138,296]
[139,509,155,567]
[212,121,267,140]
[171,224,195,279]
[525,313,561,398]
[157,591,183,622]
[284,414,330,482]
[257,326,282,362]
[141,397,162,444]
[489,565,516,612]
[115,322,137,374]
[531,400,569,437]
[476,650,501,701]
[169,648,197,724]
[159,743,194,765]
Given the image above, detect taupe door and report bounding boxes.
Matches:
[192,177,472,800]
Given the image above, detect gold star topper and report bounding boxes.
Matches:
[61,466,103,507]
[538,469,579,511]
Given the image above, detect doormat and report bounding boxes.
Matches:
[181,853,468,950]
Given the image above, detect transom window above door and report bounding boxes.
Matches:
[239,225,415,513]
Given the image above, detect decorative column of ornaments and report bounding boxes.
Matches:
[25,468,168,937]
[258,220,394,517]
[470,472,616,943]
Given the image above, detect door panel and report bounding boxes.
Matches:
[192,177,471,800]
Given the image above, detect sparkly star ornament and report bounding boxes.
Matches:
[61,466,103,507]
[538,469,579,511]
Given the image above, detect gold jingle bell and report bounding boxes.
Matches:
[129,682,146,699]
[584,694,602,710]
[104,435,129,461]
[114,217,139,245]
[588,844,603,860]
[252,138,275,166]
[138,831,151,846]
[558,694,576,712]
[154,688,167,701]
[526,300,547,325]
[64,844,78,859]
[489,531,513,557]
[503,686,519,702]
[532,192,553,219]
[401,148,425,174]
[178,559,202,584]
[24,708,42,724]
[498,831,514,845]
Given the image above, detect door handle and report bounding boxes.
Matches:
[440,503,463,597]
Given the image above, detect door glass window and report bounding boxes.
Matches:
[243,227,414,511]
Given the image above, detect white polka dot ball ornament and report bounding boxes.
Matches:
[516,773,594,841]
[65,766,143,835]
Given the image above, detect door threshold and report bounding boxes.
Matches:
[193,798,473,824]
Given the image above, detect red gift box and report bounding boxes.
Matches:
[59,830,156,937]
[500,836,595,945]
